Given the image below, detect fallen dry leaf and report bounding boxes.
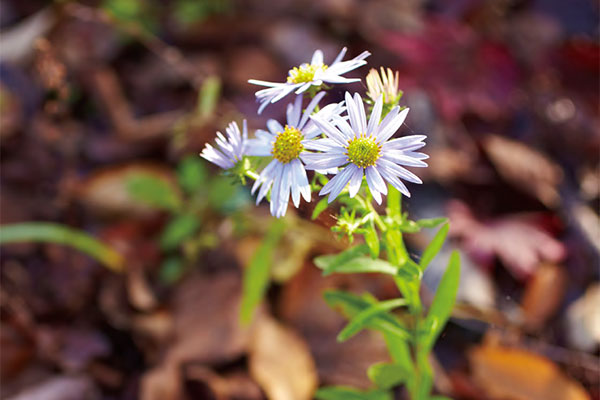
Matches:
[449,201,566,279]
[521,263,566,331]
[249,314,318,400]
[140,272,252,400]
[566,284,600,352]
[469,343,590,400]
[482,134,563,208]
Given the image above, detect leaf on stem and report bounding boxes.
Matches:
[315,386,393,400]
[422,251,460,351]
[0,222,124,272]
[367,362,408,389]
[419,223,449,271]
[337,298,407,342]
[177,156,207,195]
[416,217,448,229]
[240,219,286,324]
[314,244,370,271]
[311,197,330,220]
[364,220,380,258]
[324,291,409,341]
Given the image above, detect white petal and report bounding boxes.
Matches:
[287,94,303,128]
[366,166,388,196]
[310,115,350,147]
[312,49,324,65]
[267,119,285,135]
[353,93,367,134]
[320,164,356,203]
[376,108,409,143]
[299,91,326,129]
[345,92,362,137]
[377,158,423,184]
[367,95,383,136]
[347,166,364,198]
[332,47,347,64]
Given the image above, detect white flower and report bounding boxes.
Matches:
[248,47,370,114]
[200,120,248,169]
[304,92,428,204]
[247,92,344,217]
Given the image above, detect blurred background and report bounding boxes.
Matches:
[0,0,598,399]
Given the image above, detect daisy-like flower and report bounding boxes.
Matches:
[247,92,345,218]
[304,92,428,204]
[200,120,248,169]
[248,47,370,114]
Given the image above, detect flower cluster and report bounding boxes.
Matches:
[201,48,428,218]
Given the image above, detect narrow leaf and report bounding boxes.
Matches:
[197,75,221,119]
[367,362,408,389]
[416,217,448,229]
[0,222,123,272]
[337,298,407,342]
[314,244,370,271]
[422,251,461,351]
[311,197,329,220]
[364,220,380,258]
[240,219,285,324]
[419,223,449,271]
[324,291,409,340]
[315,386,393,400]
[323,256,397,276]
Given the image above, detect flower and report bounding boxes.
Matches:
[247,92,344,217]
[248,47,370,114]
[304,92,428,204]
[200,120,248,169]
[366,67,402,106]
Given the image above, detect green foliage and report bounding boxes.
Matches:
[416,217,448,229]
[324,291,409,340]
[419,223,449,271]
[320,256,398,276]
[102,0,158,34]
[314,244,370,271]
[311,197,329,220]
[364,220,380,258]
[177,156,208,195]
[315,386,393,400]
[422,251,461,351]
[159,214,200,251]
[197,76,221,119]
[240,219,286,324]
[159,256,185,284]
[127,174,182,211]
[0,222,123,272]
[368,362,408,389]
[337,298,407,342]
[173,0,232,27]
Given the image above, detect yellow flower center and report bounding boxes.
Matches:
[287,64,328,84]
[272,125,304,164]
[347,136,381,168]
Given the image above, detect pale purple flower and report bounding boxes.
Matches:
[304,92,428,204]
[248,47,370,114]
[247,92,345,217]
[200,120,248,169]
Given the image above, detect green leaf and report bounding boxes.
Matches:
[398,219,420,233]
[383,332,413,374]
[337,298,407,342]
[208,177,250,214]
[159,256,186,284]
[159,214,200,251]
[387,185,401,217]
[315,386,393,400]
[416,217,448,229]
[422,251,460,351]
[324,291,409,340]
[398,258,422,281]
[240,219,285,324]
[314,244,370,271]
[367,362,408,389]
[0,222,123,272]
[429,396,453,400]
[321,256,398,276]
[419,223,449,271]
[197,75,221,119]
[311,197,329,220]
[177,156,207,195]
[364,220,380,258]
[127,174,181,212]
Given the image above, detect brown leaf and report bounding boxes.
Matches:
[469,343,590,400]
[521,263,566,331]
[482,134,563,208]
[248,314,318,400]
[449,201,566,279]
